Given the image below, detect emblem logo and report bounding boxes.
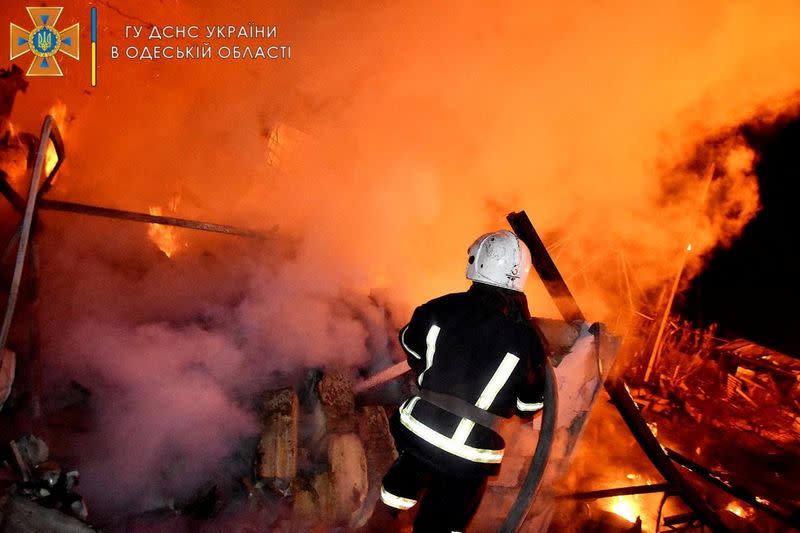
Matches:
[10,7,80,77]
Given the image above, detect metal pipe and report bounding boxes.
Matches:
[0,116,53,384]
[644,163,715,382]
[643,243,691,383]
[38,199,269,240]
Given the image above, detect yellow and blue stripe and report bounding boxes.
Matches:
[91,7,97,86]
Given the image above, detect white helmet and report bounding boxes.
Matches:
[466,230,532,292]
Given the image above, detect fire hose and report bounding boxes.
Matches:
[354,350,560,532]
[500,357,558,532]
[502,321,598,532]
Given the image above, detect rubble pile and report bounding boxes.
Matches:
[0,434,95,532]
[252,370,396,531]
[633,345,800,451]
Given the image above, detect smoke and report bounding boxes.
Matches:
[36,218,394,519]
[2,0,800,522]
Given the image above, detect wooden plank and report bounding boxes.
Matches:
[557,483,672,500]
[256,388,299,482]
[507,211,584,323]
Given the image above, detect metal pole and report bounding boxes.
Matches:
[38,199,268,240]
[0,116,53,381]
[28,238,42,419]
[644,163,715,383]
[643,244,691,382]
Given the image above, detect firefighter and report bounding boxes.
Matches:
[365,230,547,533]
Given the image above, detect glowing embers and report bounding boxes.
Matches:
[608,495,641,524]
[597,473,654,527]
[725,501,754,519]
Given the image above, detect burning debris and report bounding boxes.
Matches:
[1,0,800,530]
[148,195,187,258]
[0,434,94,531]
[620,313,800,531]
[633,315,800,451]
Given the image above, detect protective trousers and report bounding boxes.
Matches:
[377,452,487,533]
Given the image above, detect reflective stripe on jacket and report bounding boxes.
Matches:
[392,283,546,477]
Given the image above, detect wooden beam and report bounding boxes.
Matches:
[507,211,584,323]
[557,483,672,500]
[38,199,268,240]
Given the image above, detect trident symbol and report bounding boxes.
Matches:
[9,7,80,77]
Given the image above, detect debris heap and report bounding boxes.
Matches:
[254,370,396,531]
[0,434,95,532]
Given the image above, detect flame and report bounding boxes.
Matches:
[147,195,186,258]
[45,101,68,177]
[609,496,640,523]
[1,122,28,188]
[725,501,754,518]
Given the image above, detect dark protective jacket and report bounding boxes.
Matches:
[389,282,547,478]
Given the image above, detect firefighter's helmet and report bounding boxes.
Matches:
[466,230,532,292]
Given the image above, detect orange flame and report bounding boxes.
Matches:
[45,101,68,178]
[147,195,185,258]
[725,501,754,518]
[609,496,640,523]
